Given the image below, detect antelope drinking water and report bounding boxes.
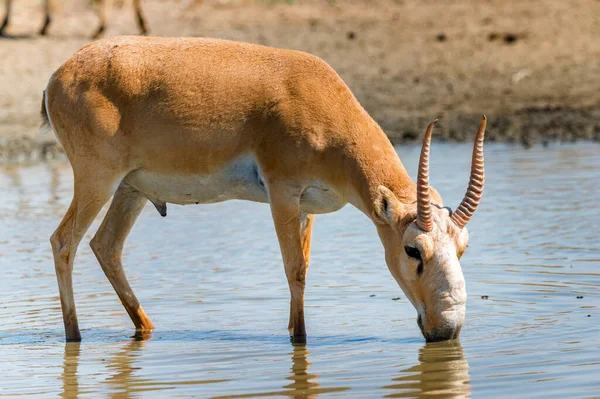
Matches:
[42,36,486,343]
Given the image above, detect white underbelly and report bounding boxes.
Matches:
[125,155,268,205]
[124,155,347,214]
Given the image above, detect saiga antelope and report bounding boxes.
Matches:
[42,36,486,343]
[0,0,148,38]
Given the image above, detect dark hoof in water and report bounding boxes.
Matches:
[290,335,307,345]
[132,330,153,341]
[66,336,82,342]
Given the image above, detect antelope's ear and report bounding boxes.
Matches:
[373,185,405,225]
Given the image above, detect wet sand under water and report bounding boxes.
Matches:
[0,143,599,398]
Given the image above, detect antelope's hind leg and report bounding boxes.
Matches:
[90,181,154,332]
[51,172,120,341]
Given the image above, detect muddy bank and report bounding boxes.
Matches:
[1,0,599,162]
[388,107,600,146]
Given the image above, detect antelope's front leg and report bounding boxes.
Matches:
[269,186,314,344]
[288,212,315,335]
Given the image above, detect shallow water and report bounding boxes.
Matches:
[0,143,599,398]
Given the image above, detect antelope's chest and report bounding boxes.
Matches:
[124,156,346,214]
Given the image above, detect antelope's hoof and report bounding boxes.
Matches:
[65,325,82,342]
[132,330,154,341]
[290,334,307,345]
[65,334,82,342]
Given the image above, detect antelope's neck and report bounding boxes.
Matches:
[343,122,417,219]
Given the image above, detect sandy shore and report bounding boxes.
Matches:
[1,0,599,162]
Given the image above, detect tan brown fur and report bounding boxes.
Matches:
[44,36,481,342]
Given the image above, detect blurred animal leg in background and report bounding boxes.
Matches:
[0,0,12,36]
[91,0,111,39]
[39,0,54,35]
[92,0,148,39]
[1,0,147,38]
[132,0,148,35]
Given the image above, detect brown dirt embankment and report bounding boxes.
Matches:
[1,0,599,163]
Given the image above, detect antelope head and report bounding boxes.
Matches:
[374,117,486,342]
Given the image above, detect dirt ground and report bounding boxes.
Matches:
[1,0,599,162]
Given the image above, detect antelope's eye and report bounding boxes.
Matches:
[404,245,422,260]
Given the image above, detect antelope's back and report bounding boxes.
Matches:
[46,36,359,173]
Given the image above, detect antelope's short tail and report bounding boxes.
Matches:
[40,90,51,134]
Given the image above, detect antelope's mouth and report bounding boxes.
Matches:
[417,313,462,342]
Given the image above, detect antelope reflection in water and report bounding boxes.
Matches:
[60,342,80,399]
[60,334,153,399]
[383,341,470,398]
[214,344,349,399]
[282,345,350,398]
[283,345,320,396]
[58,336,349,398]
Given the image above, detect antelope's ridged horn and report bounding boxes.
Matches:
[416,119,437,232]
[451,115,487,229]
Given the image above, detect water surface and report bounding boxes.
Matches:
[0,143,599,398]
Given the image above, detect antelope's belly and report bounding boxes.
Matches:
[124,156,268,205]
[123,156,347,214]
